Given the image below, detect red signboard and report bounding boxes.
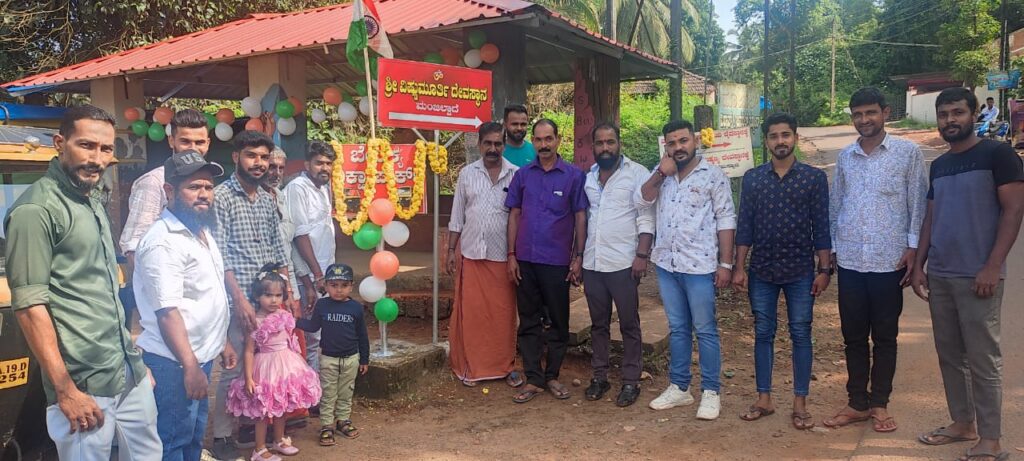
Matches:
[337,143,427,214]
[377,58,492,132]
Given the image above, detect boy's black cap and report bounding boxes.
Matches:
[324,263,354,282]
[164,150,224,184]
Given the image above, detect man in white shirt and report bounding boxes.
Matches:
[580,122,653,407]
[284,140,337,371]
[824,87,927,432]
[133,151,236,461]
[636,120,736,420]
[446,122,523,388]
[978,97,999,122]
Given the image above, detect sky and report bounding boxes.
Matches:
[714,0,738,44]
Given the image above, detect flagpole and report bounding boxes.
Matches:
[363,47,376,139]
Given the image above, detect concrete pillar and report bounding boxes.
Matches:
[90,76,145,134]
[573,55,620,171]
[247,53,308,159]
[461,25,528,164]
[90,76,147,241]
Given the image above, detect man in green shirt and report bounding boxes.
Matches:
[503,104,536,167]
[4,105,161,460]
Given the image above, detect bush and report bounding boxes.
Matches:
[891,117,936,130]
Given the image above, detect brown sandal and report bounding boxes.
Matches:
[791,411,815,430]
[740,405,776,421]
[513,385,544,403]
[823,409,871,428]
[546,380,571,400]
[871,414,898,433]
[336,420,360,439]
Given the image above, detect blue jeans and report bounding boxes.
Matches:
[656,268,721,392]
[144,352,212,461]
[748,273,815,396]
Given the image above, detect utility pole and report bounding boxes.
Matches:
[670,0,682,120]
[830,17,837,115]
[999,0,1008,119]
[703,0,712,105]
[762,0,770,164]
[603,0,617,40]
[788,0,796,112]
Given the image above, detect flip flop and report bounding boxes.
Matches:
[823,410,871,428]
[461,379,478,387]
[918,427,979,446]
[506,371,525,388]
[740,405,776,421]
[958,448,1010,461]
[513,386,544,404]
[792,411,815,430]
[546,380,571,400]
[871,414,898,433]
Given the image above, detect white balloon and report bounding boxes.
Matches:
[277,117,297,135]
[359,97,371,116]
[382,221,410,247]
[464,49,483,68]
[241,96,262,118]
[214,122,233,142]
[165,124,172,137]
[338,102,358,122]
[133,107,146,121]
[359,276,387,303]
[371,79,378,90]
[310,108,327,124]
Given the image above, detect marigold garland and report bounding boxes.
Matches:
[390,140,427,220]
[331,140,377,235]
[417,139,448,174]
[700,127,715,148]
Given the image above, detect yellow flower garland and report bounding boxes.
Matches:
[331,140,379,235]
[700,127,715,148]
[417,139,448,174]
[390,140,427,220]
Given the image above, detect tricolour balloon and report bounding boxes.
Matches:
[165,123,172,138]
[374,297,399,323]
[468,30,487,49]
[440,47,462,65]
[287,96,304,115]
[241,96,262,118]
[310,108,327,124]
[368,198,395,226]
[277,117,297,135]
[153,107,174,125]
[338,102,358,122]
[323,87,343,106]
[464,49,483,68]
[382,221,410,247]
[479,43,500,64]
[130,120,149,137]
[214,122,233,142]
[244,118,264,132]
[355,81,368,97]
[353,223,382,250]
[204,113,217,130]
[215,108,235,124]
[275,100,296,119]
[359,276,387,303]
[147,122,166,142]
[124,107,141,122]
[370,250,400,280]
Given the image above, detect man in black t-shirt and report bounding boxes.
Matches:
[911,88,1024,460]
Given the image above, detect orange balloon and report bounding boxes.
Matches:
[287,96,304,115]
[123,107,141,122]
[370,250,400,280]
[368,198,395,226]
[323,87,343,106]
[479,43,500,64]
[244,118,264,132]
[154,107,174,125]
[440,47,461,66]
[215,108,235,124]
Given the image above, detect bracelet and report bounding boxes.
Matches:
[507,251,516,256]
[447,247,456,252]
[654,168,667,178]
[636,253,650,259]
[718,262,734,270]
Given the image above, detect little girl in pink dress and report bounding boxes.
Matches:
[227,265,321,460]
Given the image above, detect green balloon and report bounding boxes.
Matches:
[468,30,487,49]
[374,297,399,323]
[424,52,444,64]
[204,113,217,130]
[275,100,296,118]
[355,81,368,97]
[352,223,382,250]
[343,94,355,105]
[147,122,166,142]
[130,120,149,137]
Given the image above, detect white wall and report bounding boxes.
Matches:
[906,87,1002,124]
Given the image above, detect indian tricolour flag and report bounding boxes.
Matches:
[346,0,394,65]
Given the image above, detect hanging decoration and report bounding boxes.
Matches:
[700,127,715,148]
[331,138,389,235]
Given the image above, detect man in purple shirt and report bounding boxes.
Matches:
[505,119,589,403]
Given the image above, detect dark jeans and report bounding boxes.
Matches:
[516,260,570,388]
[582,268,642,385]
[748,273,815,396]
[143,352,212,461]
[837,267,905,410]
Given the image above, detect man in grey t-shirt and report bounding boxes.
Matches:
[911,88,1024,460]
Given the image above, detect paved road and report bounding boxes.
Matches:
[800,125,1024,461]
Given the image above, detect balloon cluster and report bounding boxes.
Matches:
[423,31,500,68]
[354,198,411,324]
[240,96,303,137]
[315,86,375,124]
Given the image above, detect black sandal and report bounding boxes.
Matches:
[512,385,544,403]
[319,427,336,446]
[337,420,360,439]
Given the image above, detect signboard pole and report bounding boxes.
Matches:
[377,239,392,356]
[364,47,377,139]
[432,129,440,345]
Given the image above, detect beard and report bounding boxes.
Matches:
[171,200,216,233]
[940,123,972,143]
[264,173,282,189]
[856,123,882,138]
[771,145,793,160]
[595,152,620,170]
[63,162,105,193]
[506,130,526,144]
[237,164,265,185]
[672,150,695,171]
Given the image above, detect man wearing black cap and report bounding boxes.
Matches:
[297,263,369,445]
[133,151,237,461]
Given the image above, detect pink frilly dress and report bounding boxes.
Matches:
[226,310,321,419]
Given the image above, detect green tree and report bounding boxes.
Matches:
[938,0,1000,88]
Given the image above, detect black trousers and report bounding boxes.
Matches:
[582,268,643,385]
[516,260,570,388]
[837,266,906,410]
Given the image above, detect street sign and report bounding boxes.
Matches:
[377,58,492,132]
[657,127,755,178]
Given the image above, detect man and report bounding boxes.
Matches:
[911,87,1024,461]
[579,122,653,408]
[823,87,928,433]
[638,120,736,419]
[266,147,308,306]
[502,104,536,167]
[505,119,588,403]
[134,151,236,461]
[284,140,337,371]
[733,113,831,430]
[978,96,999,123]
[446,121,522,388]
[4,105,161,460]
[120,109,211,272]
[210,131,298,458]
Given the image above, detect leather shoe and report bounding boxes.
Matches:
[616,384,641,407]
[584,378,611,401]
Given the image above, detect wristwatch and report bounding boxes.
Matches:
[718,262,734,270]
[817,267,834,276]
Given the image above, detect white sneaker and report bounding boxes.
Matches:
[695,390,721,420]
[648,383,694,410]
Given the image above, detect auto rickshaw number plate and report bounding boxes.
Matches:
[0,357,29,389]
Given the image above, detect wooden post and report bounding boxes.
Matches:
[573,55,620,171]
